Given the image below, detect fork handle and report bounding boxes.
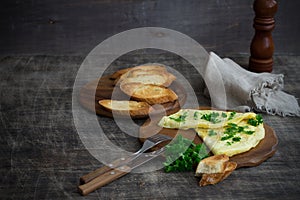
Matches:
[78,165,132,196]
[79,156,132,184]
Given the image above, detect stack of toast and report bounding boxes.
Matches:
[98,64,179,118]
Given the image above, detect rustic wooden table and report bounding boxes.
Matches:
[1,53,300,199]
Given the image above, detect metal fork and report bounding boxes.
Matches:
[131,133,172,157]
[79,133,172,184]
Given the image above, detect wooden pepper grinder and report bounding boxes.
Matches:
[249,0,278,72]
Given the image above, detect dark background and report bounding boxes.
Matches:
[1,0,300,199]
[1,0,299,56]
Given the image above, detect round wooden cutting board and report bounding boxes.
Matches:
[139,109,278,168]
[78,71,187,119]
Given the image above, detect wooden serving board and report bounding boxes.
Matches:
[78,71,187,118]
[139,109,278,168]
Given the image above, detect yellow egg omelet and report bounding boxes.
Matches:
[195,121,265,157]
[158,109,256,130]
[158,109,265,157]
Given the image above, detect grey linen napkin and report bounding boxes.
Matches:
[203,52,300,117]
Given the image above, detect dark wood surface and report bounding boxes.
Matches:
[1,1,300,199]
[1,53,300,199]
[1,0,300,56]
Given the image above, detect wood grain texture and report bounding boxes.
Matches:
[0,54,300,199]
[0,0,299,56]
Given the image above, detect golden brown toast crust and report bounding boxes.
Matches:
[199,161,237,186]
[115,64,176,87]
[195,154,237,186]
[100,64,178,117]
[98,99,150,116]
[195,154,230,175]
[120,82,178,105]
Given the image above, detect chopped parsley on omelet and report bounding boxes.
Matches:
[158,109,256,130]
[158,109,265,157]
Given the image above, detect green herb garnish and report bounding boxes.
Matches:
[170,112,188,122]
[193,111,200,120]
[228,111,236,120]
[221,134,234,141]
[227,123,238,128]
[164,135,208,172]
[244,130,255,135]
[238,126,245,132]
[221,123,252,144]
[208,129,217,136]
[221,112,227,118]
[232,137,241,142]
[247,114,263,126]
[224,123,239,135]
[201,112,221,124]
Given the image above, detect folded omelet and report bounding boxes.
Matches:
[195,121,265,157]
[158,109,265,157]
[158,109,256,129]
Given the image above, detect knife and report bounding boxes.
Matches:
[78,147,165,196]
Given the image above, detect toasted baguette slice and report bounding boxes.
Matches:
[131,64,167,71]
[98,99,150,116]
[195,154,229,176]
[120,83,178,105]
[199,161,237,186]
[115,64,176,87]
[110,67,134,80]
[120,73,173,87]
[130,68,176,85]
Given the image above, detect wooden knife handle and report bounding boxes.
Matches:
[78,165,132,196]
[79,157,132,184]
